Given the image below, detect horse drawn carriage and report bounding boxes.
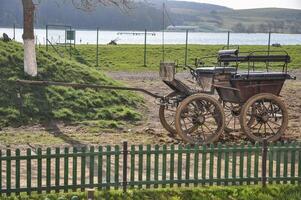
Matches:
[18,46,295,145]
[159,47,294,144]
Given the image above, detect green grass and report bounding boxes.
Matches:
[1,185,301,200]
[0,40,143,129]
[45,44,301,71]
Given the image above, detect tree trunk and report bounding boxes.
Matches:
[22,0,37,77]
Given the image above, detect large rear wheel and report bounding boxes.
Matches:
[175,94,225,144]
[240,93,288,142]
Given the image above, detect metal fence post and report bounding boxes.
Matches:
[13,24,16,40]
[261,139,268,187]
[144,29,147,67]
[184,30,189,67]
[96,28,99,68]
[123,141,128,193]
[46,25,48,51]
[227,31,230,49]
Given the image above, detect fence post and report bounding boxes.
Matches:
[96,28,99,68]
[123,141,128,193]
[184,29,189,67]
[261,139,268,187]
[227,31,230,49]
[13,23,16,40]
[46,25,48,51]
[144,29,147,67]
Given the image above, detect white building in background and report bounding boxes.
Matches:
[166,25,199,32]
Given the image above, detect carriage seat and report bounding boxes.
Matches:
[218,54,291,63]
[195,67,237,75]
[233,72,293,80]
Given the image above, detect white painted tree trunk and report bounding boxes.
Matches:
[22,0,37,77]
[23,38,37,76]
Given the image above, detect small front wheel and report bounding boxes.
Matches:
[175,94,225,144]
[159,92,179,135]
[240,93,288,142]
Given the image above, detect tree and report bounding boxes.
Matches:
[22,0,132,77]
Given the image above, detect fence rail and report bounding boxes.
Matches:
[0,142,301,196]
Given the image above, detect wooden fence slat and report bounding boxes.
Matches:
[106,146,111,190]
[130,145,135,189]
[232,144,237,186]
[209,144,214,186]
[247,143,252,185]
[170,145,175,188]
[291,143,296,184]
[146,145,151,189]
[254,143,259,184]
[89,146,95,188]
[239,144,244,185]
[81,147,86,191]
[0,150,2,196]
[26,149,31,195]
[64,148,69,192]
[193,145,199,187]
[298,149,301,184]
[37,148,42,194]
[224,145,229,186]
[201,145,207,186]
[276,142,281,184]
[6,149,11,196]
[177,145,183,187]
[55,148,60,193]
[72,147,78,192]
[98,146,103,190]
[268,143,274,184]
[162,145,167,188]
[154,145,159,188]
[114,145,119,190]
[15,149,20,196]
[283,143,289,184]
[46,148,51,193]
[138,145,143,189]
[185,145,191,187]
[216,143,222,186]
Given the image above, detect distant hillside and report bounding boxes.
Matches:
[0,0,301,33]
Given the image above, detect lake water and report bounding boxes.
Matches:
[1,28,301,45]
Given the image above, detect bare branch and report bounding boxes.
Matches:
[71,0,133,11]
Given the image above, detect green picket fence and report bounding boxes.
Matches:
[0,142,301,196]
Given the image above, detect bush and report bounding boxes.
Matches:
[1,185,301,200]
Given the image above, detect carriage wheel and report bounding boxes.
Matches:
[240,93,288,142]
[222,101,242,133]
[159,92,178,135]
[222,101,256,133]
[175,94,225,144]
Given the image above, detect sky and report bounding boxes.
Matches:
[177,0,301,10]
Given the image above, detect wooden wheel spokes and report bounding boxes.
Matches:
[249,101,283,137]
[240,93,288,142]
[175,94,225,144]
[159,92,180,135]
[223,101,242,133]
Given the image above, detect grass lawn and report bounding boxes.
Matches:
[44,44,301,71]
